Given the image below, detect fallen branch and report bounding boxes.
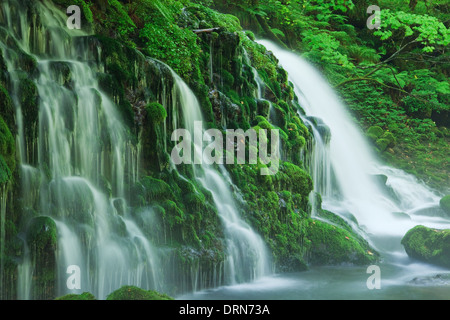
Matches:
[193,28,221,34]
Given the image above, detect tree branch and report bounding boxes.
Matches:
[357,37,420,70]
[193,28,221,34]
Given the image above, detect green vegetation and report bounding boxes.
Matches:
[440,195,450,215]
[54,287,173,300]
[0,115,15,184]
[211,0,449,191]
[146,102,167,124]
[106,285,173,300]
[305,218,377,265]
[402,225,450,268]
[55,292,97,300]
[1,0,447,299]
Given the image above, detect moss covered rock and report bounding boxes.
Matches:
[55,292,96,300]
[0,115,15,183]
[146,102,167,124]
[26,216,58,299]
[106,285,173,300]
[0,85,15,131]
[26,216,58,253]
[401,225,450,268]
[367,126,384,140]
[305,217,378,266]
[440,195,450,215]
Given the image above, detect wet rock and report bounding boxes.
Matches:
[409,273,450,286]
[410,205,447,218]
[440,195,450,215]
[402,225,450,268]
[392,211,411,220]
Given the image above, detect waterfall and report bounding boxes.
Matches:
[244,50,285,163]
[257,40,450,257]
[0,0,273,300]
[1,0,162,299]
[169,71,272,284]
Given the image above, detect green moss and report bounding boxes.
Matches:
[26,216,58,252]
[367,126,384,139]
[280,162,313,197]
[305,219,378,266]
[55,292,96,300]
[162,199,185,227]
[439,195,450,215]
[52,0,94,24]
[18,78,39,138]
[183,192,206,212]
[25,216,58,299]
[146,102,167,124]
[0,85,15,131]
[140,177,174,201]
[375,138,390,152]
[106,285,173,300]
[380,131,396,147]
[138,2,201,82]
[220,68,235,90]
[0,115,15,182]
[402,225,450,268]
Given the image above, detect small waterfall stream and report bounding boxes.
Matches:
[257,39,450,276]
[169,72,272,285]
[1,0,160,299]
[0,0,272,299]
[181,40,450,300]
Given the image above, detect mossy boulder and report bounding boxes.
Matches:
[440,195,450,215]
[106,285,173,300]
[367,126,384,140]
[367,126,396,152]
[26,216,58,299]
[305,217,378,266]
[280,162,313,197]
[402,225,450,268]
[55,292,96,300]
[26,216,58,253]
[146,102,167,124]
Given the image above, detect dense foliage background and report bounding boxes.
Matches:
[50,0,449,190]
[212,0,450,191]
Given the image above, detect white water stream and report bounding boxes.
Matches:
[181,40,450,300]
[170,72,272,284]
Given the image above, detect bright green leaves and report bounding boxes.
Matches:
[302,0,355,22]
[139,14,200,81]
[302,30,354,69]
[374,9,450,53]
[107,0,136,37]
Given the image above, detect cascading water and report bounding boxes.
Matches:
[181,39,450,300]
[257,40,450,274]
[0,0,272,300]
[1,0,162,299]
[244,50,285,163]
[169,71,272,285]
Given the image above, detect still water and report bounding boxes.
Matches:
[179,260,450,300]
